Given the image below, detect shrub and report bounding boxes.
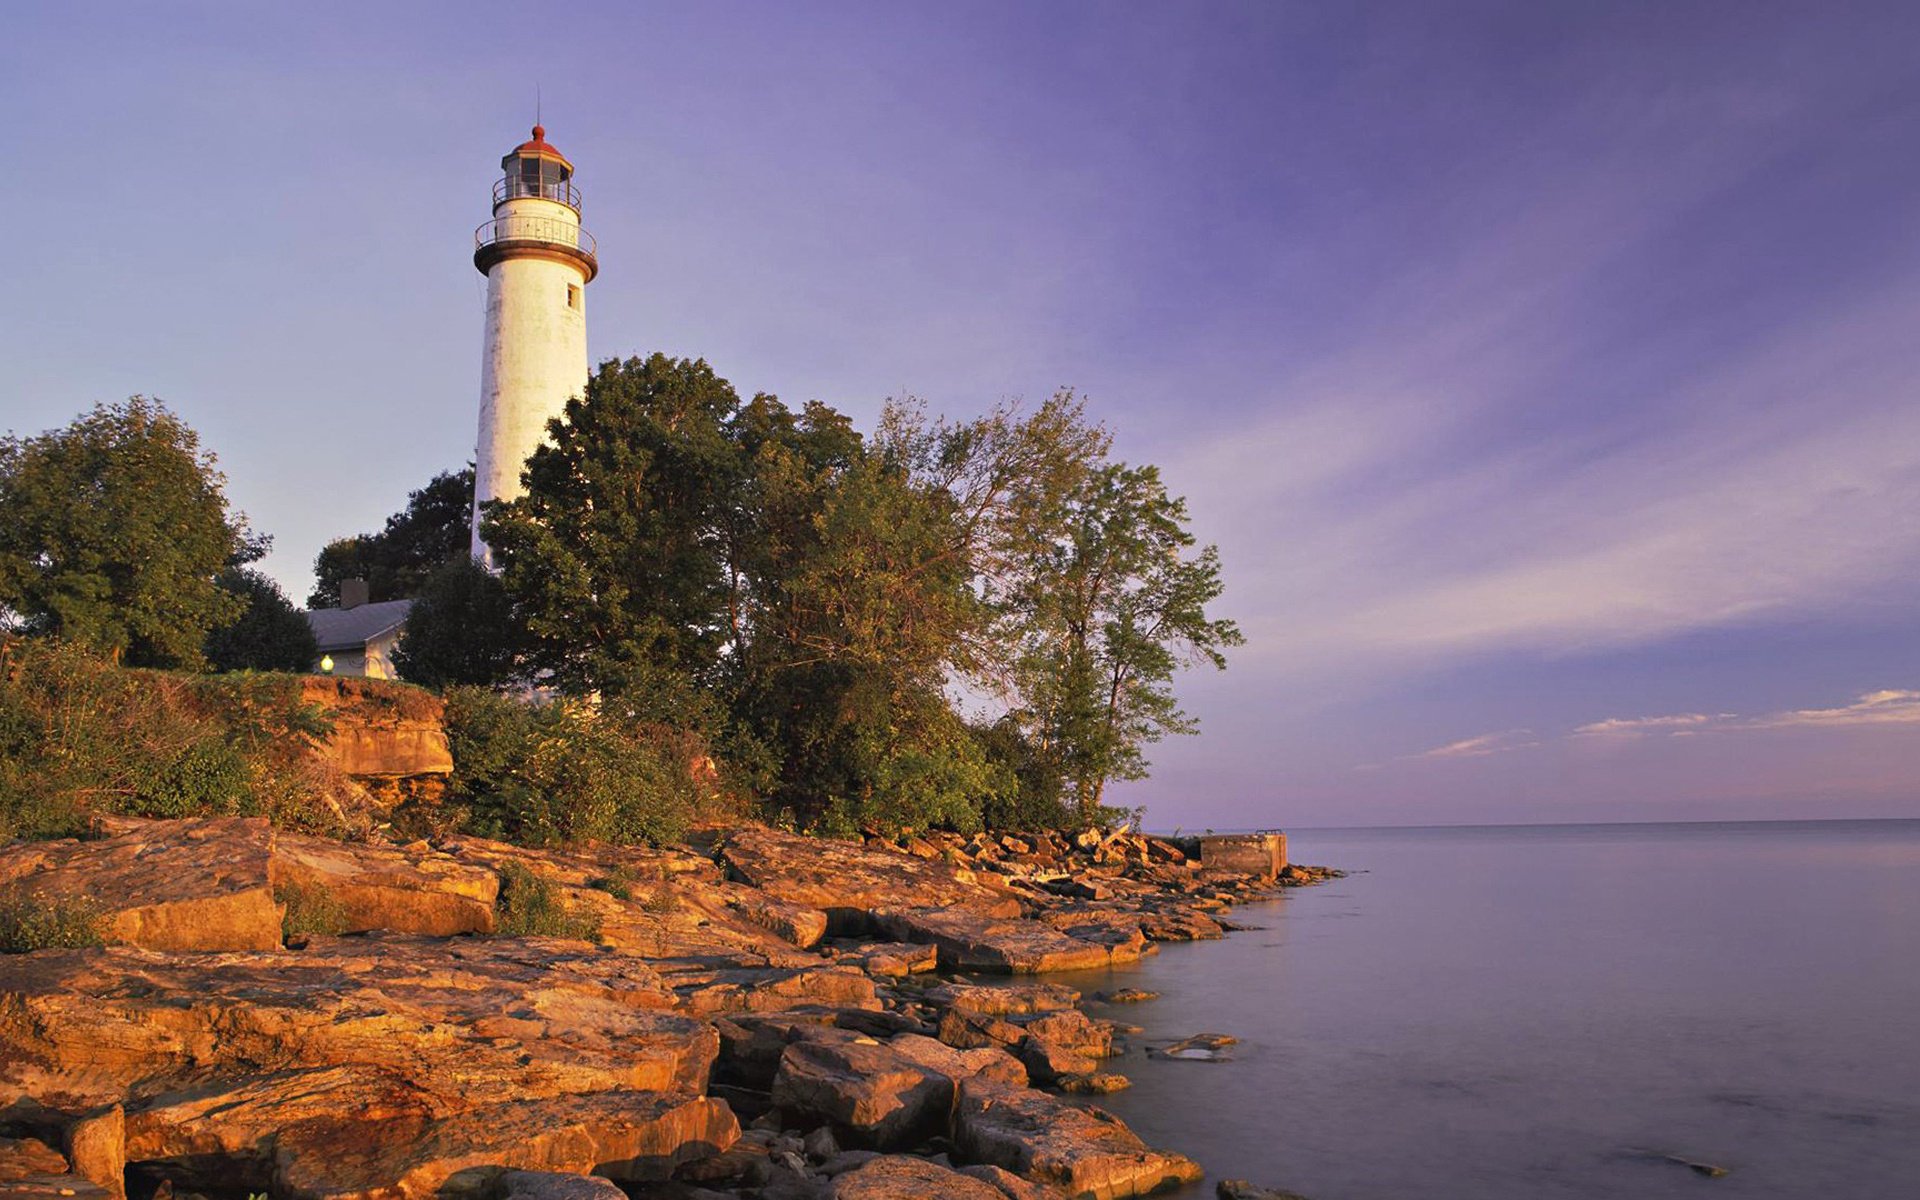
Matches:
[494,862,600,940]
[442,688,712,848]
[586,866,640,902]
[0,638,354,839]
[276,880,350,940]
[0,890,105,952]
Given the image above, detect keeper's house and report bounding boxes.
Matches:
[302,579,411,680]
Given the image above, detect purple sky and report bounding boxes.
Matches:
[5,2,1920,827]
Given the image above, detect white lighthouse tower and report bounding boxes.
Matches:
[470,125,598,564]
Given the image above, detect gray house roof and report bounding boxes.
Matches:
[304,598,413,652]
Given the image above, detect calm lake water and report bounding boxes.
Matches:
[1050,820,1920,1200]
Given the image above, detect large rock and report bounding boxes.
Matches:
[0,937,707,1118]
[720,827,1020,932]
[770,1038,948,1149]
[121,1070,736,1199]
[658,960,881,1018]
[302,677,454,778]
[883,1034,1026,1089]
[495,1172,629,1200]
[873,907,1115,974]
[953,1079,1202,1199]
[272,831,498,936]
[0,817,281,951]
[924,982,1081,1016]
[0,1134,111,1199]
[827,1155,1006,1199]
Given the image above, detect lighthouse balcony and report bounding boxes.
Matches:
[493,175,582,211]
[474,215,599,281]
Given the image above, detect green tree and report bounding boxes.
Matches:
[0,397,248,668]
[1005,462,1242,812]
[205,567,320,672]
[310,467,473,606]
[484,355,753,708]
[391,556,522,688]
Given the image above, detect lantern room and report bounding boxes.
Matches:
[496,125,579,209]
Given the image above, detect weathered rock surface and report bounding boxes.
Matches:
[827,1155,1006,1199]
[873,907,1116,974]
[1216,1181,1314,1200]
[953,1079,1203,1199]
[302,677,455,778]
[0,1132,111,1199]
[274,830,498,936]
[0,938,708,1118]
[0,817,281,952]
[495,1171,629,1200]
[924,982,1081,1016]
[721,827,1019,931]
[770,1038,949,1148]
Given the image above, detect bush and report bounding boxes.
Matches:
[0,890,105,952]
[494,862,600,939]
[276,880,350,940]
[442,688,713,848]
[0,637,352,840]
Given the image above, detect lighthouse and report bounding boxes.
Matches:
[470,125,598,565]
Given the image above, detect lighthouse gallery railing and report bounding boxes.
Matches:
[474,215,597,258]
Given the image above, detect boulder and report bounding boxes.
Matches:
[952,1079,1202,1199]
[936,1008,1024,1052]
[872,908,1115,974]
[1015,1035,1097,1086]
[0,1134,111,1200]
[1022,1011,1114,1059]
[884,1034,1027,1088]
[0,817,280,951]
[495,1172,629,1200]
[923,982,1080,1016]
[827,1155,1006,1199]
[272,831,498,936]
[852,942,939,978]
[960,1163,1066,1200]
[769,1039,948,1149]
[727,892,831,949]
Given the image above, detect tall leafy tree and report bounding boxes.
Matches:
[310,467,474,606]
[205,567,320,672]
[391,556,522,688]
[0,397,248,668]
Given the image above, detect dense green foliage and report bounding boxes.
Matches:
[206,567,321,672]
[0,638,346,841]
[0,397,250,668]
[440,686,707,847]
[0,890,105,953]
[494,862,601,939]
[467,355,1237,832]
[391,556,520,688]
[310,468,473,607]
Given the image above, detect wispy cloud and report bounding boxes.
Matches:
[1412,729,1538,760]
[1552,689,1920,745]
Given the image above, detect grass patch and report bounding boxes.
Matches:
[495,862,600,940]
[585,865,640,902]
[276,880,350,940]
[0,890,105,952]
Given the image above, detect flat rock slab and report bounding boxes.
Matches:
[924,982,1082,1016]
[0,817,280,951]
[720,828,1020,931]
[273,831,498,936]
[827,1155,1007,1199]
[873,907,1116,974]
[273,1088,737,1199]
[954,1079,1202,1200]
[0,938,709,1116]
[657,960,880,1018]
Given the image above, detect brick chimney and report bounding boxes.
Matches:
[340,578,370,610]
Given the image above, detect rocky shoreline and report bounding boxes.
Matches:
[0,815,1339,1200]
